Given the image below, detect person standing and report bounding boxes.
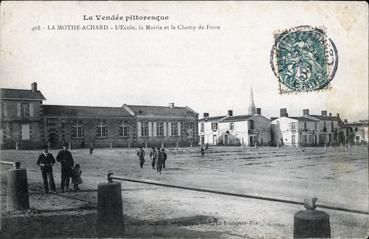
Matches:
[156,147,163,174]
[71,164,83,191]
[150,147,157,169]
[137,146,145,169]
[162,148,167,169]
[200,146,205,157]
[56,143,74,193]
[37,145,57,194]
[89,143,94,155]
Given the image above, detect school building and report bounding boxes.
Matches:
[0,83,199,149]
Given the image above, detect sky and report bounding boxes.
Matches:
[1,1,368,121]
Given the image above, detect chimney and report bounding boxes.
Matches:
[31,82,37,93]
[303,109,309,116]
[280,108,288,117]
[337,113,340,118]
[256,108,261,114]
[203,113,209,118]
[344,119,348,124]
[329,113,332,117]
[169,103,175,108]
[228,110,233,117]
[321,110,327,116]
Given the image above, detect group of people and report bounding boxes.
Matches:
[137,146,167,174]
[37,143,82,194]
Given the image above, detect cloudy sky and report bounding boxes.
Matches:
[1,1,367,121]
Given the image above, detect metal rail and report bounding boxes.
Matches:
[0,161,20,169]
[108,173,369,216]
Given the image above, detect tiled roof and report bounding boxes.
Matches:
[290,116,319,122]
[124,104,197,117]
[221,115,254,122]
[199,115,227,121]
[310,115,341,121]
[0,88,46,100]
[43,105,132,118]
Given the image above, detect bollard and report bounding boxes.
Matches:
[176,142,179,148]
[15,142,19,150]
[128,141,131,148]
[294,198,330,238]
[97,180,124,237]
[6,162,30,211]
[110,142,113,149]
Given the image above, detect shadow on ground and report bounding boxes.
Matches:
[0,212,221,238]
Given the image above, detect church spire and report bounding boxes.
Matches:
[248,87,256,115]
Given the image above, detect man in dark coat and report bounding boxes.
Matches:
[137,146,145,169]
[162,148,167,169]
[37,145,57,194]
[150,147,156,169]
[56,143,74,192]
[156,147,163,174]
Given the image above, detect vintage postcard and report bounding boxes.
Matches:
[0,1,368,238]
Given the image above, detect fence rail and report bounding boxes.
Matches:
[108,174,369,216]
[0,161,20,169]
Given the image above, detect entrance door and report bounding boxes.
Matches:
[249,136,254,147]
[21,124,30,140]
[292,135,296,146]
[224,134,229,145]
[213,135,217,145]
[200,135,204,145]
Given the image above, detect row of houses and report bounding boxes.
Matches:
[0,83,367,149]
[0,83,198,149]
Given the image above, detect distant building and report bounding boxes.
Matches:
[198,89,271,146]
[271,108,342,146]
[0,83,46,149]
[0,83,199,149]
[340,120,368,144]
[123,104,198,147]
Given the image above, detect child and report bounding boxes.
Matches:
[71,164,82,191]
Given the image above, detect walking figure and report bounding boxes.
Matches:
[205,143,209,150]
[89,143,94,155]
[71,164,83,191]
[137,146,145,169]
[162,148,167,169]
[150,147,157,169]
[200,146,205,157]
[56,143,74,193]
[156,147,163,174]
[37,145,57,194]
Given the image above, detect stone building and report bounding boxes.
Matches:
[123,104,198,147]
[198,89,271,146]
[340,120,368,145]
[0,83,46,149]
[0,83,199,149]
[271,108,342,146]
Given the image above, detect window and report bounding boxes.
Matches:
[200,122,204,132]
[157,122,164,136]
[211,122,218,131]
[355,127,358,132]
[315,122,317,130]
[323,121,327,131]
[304,122,307,130]
[73,121,83,139]
[119,122,129,137]
[96,120,108,138]
[171,122,178,136]
[230,123,234,130]
[331,121,334,131]
[141,122,149,137]
[21,124,30,140]
[21,103,30,117]
[1,103,7,117]
[290,122,296,130]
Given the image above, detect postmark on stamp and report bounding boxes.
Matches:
[270,25,338,94]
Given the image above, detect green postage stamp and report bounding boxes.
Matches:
[271,25,338,94]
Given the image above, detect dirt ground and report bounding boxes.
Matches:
[0,145,368,238]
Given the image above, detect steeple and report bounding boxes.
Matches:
[248,87,256,115]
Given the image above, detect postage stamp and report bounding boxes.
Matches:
[270,25,338,94]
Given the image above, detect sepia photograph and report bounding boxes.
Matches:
[0,1,368,238]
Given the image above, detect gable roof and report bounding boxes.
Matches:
[221,115,254,122]
[309,115,341,121]
[199,115,227,122]
[290,116,319,122]
[43,105,132,118]
[123,104,197,117]
[0,88,46,100]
